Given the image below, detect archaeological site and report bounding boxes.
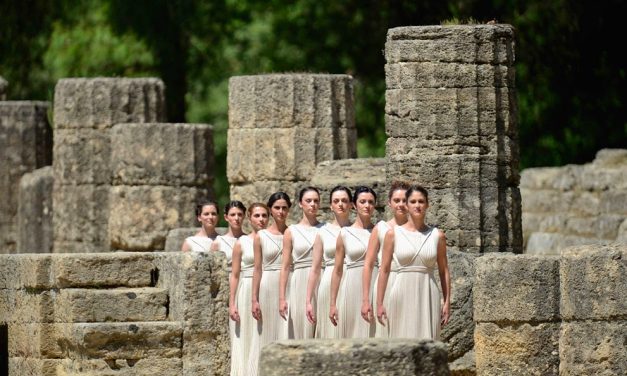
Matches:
[1,24,625,375]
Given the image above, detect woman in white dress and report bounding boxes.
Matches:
[249,192,291,375]
[330,186,377,338]
[361,181,409,337]
[229,203,269,376]
[181,201,220,252]
[377,185,451,340]
[306,186,352,339]
[279,187,323,339]
[211,200,246,269]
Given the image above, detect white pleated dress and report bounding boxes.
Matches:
[387,226,441,340]
[315,224,341,339]
[230,235,255,376]
[215,235,239,375]
[287,224,321,339]
[338,227,375,338]
[184,235,214,253]
[372,221,399,338]
[248,230,288,375]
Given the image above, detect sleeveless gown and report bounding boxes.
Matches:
[315,223,342,339]
[387,226,442,339]
[372,221,399,338]
[338,227,375,338]
[230,235,255,376]
[287,223,321,339]
[215,235,239,375]
[184,235,213,253]
[248,230,288,375]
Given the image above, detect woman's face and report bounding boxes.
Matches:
[389,189,407,217]
[330,190,351,217]
[249,207,269,232]
[406,191,429,219]
[354,192,375,217]
[270,199,290,223]
[198,204,219,229]
[299,190,320,217]
[224,207,244,230]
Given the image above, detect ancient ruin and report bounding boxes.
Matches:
[1,24,625,376]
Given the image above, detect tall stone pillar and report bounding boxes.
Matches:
[0,101,52,253]
[52,78,166,253]
[385,25,522,253]
[18,166,54,254]
[227,74,356,217]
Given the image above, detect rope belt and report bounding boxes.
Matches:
[346,260,365,269]
[396,265,433,274]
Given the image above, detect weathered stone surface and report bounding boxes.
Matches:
[9,358,59,376]
[0,101,52,253]
[8,323,63,358]
[560,244,626,320]
[230,181,301,209]
[0,76,7,99]
[475,322,559,376]
[52,183,109,253]
[54,287,168,322]
[449,350,475,376]
[12,358,184,376]
[593,148,627,167]
[0,254,52,289]
[559,321,627,375]
[17,166,53,254]
[164,227,198,253]
[108,185,209,251]
[386,62,514,89]
[111,123,214,186]
[4,289,55,323]
[524,232,607,256]
[474,253,560,323]
[259,339,450,376]
[53,128,111,185]
[386,25,515,65]
[229,74,355,129]
[53,78,166,129]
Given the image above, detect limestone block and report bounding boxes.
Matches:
[111,123,214,186]
[386,62,514,89]
[8,289,55,323]
[53,78,166,129]
[577,165,627,191]
[52,183,109,253]
[50,252,157,288]
[17,166,53,254]
[54,287,168,322]
[228,74,354,129]
[183,328,230,376]
[259,339,450,375]
[108,185,209,251]
[564,215,624,239]
[474,322,559,376]
[600,190,627,215]
[559,321,627,375]
[8,323,63,358]
[474,253,560,322]
[53,128,111,185]
[229,181,301,209]
[520,189,576,213]
[54,358,183,376]
[592,148,627,167]
[0,76,7,99]
[164,227,198,253]
[0,254,53,289]
[449,350,475,376]
[525,232,604,255]
[519,167,568,190]
[385,87,516,139]
[560,244,626,320]
[618,219,627,243]
[9,358,59,376]
[386,25,515,65]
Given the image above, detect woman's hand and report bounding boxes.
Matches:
[441,301,451,326]
[361,301,373,323]
[329,305,339,326]
[376,304,387,326]
[229,305,240,322]
[252,301,262,321]
[279,299,288,320]
[306,302,316,324]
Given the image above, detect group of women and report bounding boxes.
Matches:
[181,183,451,376]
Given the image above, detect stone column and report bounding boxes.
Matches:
[52,78,166,253]
[227,74,356,218]
[17,167,54,253]
[108,123,214,251]
[0,101,52,253]
[385,25,522,253]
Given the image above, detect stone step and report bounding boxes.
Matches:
[10,357,183,376]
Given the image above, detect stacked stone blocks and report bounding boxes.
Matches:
[17,166,54,254]
[385,25,522,254]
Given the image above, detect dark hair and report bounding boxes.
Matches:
[195,201,219,216]
[352,186,377,205]
[248,202,269,217]
[298,186,320,202]
[267,191,292,208]
[388,180,411,200]
[330,185,352,202]
[224,200,246,215]
[405,185,429,203]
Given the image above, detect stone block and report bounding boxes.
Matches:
[8,289,55,323]
[525,232,604,255]
[228,74,354,129]
[560,244,626,320]
[599,190,627,215]
[108,185,209,251]
[54,358,183,376]
[9,358,59,376]
[52,183,109,253]
[474,253,560,322]
[385,87,516,139]
[52,128,111,185]
[229,181,301,209]
[259,339,450,375]
[577,165,627,191]
[0,76,7,99]
[519,167,569,190]
[54,287,168,322]
[53,78,166,129]
[449,350,475,376]
[183,328,230,376]
[592,148,627,167]
[0,254,53,289]
[559,321,627,375]
[17,166,54,254]
[8,323,63,358]
[474,322,559,376]
[111,123,214,186]
[564,215,624,239]
[386,25,515,65]
[386,61,514,89]
[520,189,576,213]
[164,227,198,253]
